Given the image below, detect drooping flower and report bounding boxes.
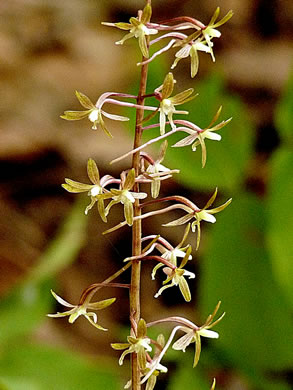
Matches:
[201,7,233,61]
[102,3,158,58]
[142,334,168,390]
[163,189,232,249]
[172,106,232,167]
[105,168,147,226]
[158,72,196,135]
[62,158,108,220]
[47,290,116,331]
[112,319,152,370]
[151,224,192,280]
[172,301,224,367]
[145,141,178,198]
[61,91,129,137]
[171,38,212,78]
[154,246,195,302]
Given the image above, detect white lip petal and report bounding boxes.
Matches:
[50,290,74,308]
[101,110,129,121]
[199,211,216,223]
[194,42,212,53]
[198,329,219,338]
[205,131,221,141]
[175,44,191,59]
[183,270,196,279]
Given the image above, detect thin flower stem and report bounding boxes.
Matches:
[156,16,205,29]
[103,203,193,235]
[110,127,179,164]
[141,325,185,384]
[133,255,177,270]
[147,316,198,330]
[140,195,199,211]
[78,263,133,304]
[79,282,130,305]
[104,98,158,112]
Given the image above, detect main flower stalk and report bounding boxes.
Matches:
[130,21,150,390]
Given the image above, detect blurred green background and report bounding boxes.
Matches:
[0,0,292,389]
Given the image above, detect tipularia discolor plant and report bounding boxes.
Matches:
[48,1,233,389]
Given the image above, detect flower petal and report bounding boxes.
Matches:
[172,331,194,352]
[75,91,95,109]
[178,276,192,302]
[87,158,100,185]
[198,329,219,338]
[50,290,74,307]
[101,110,129,122]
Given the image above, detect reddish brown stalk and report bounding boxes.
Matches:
[130,2,151,388]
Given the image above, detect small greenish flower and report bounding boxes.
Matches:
[146,141,175,198]
[154,246,195,302]
[151,224,192,280]
[61,91,129,137]
[62,158,107,220]
[159,72,196,135]
[172,302,225,367]
[171,39,212,78]
[112,319,152,370]
[163,188,232,249]
[105,168,147,226]
[201,7,233,61]
[103,4,158,58]
[47,290,116,331]
[143,334,168,390]
[172,106,232,167]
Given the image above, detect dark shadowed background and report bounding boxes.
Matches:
[0,0,292,389]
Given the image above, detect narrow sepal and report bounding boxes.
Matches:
[146,375,157,390]
[170,88,195,105]
[161,73,174,99]
[178,276,191,302]
[87,158,100,185]
[124,201,134,226]
[75,91,95,109]
[87,297,116,310]
[137,318,147,338]
[111,343,129,350]
[141,3,152,24]
[124,168,135,190]
[62,183,90,193]
[61,110,90,120]
[193,332,201,367]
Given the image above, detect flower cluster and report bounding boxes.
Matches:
[49,3,234,389]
